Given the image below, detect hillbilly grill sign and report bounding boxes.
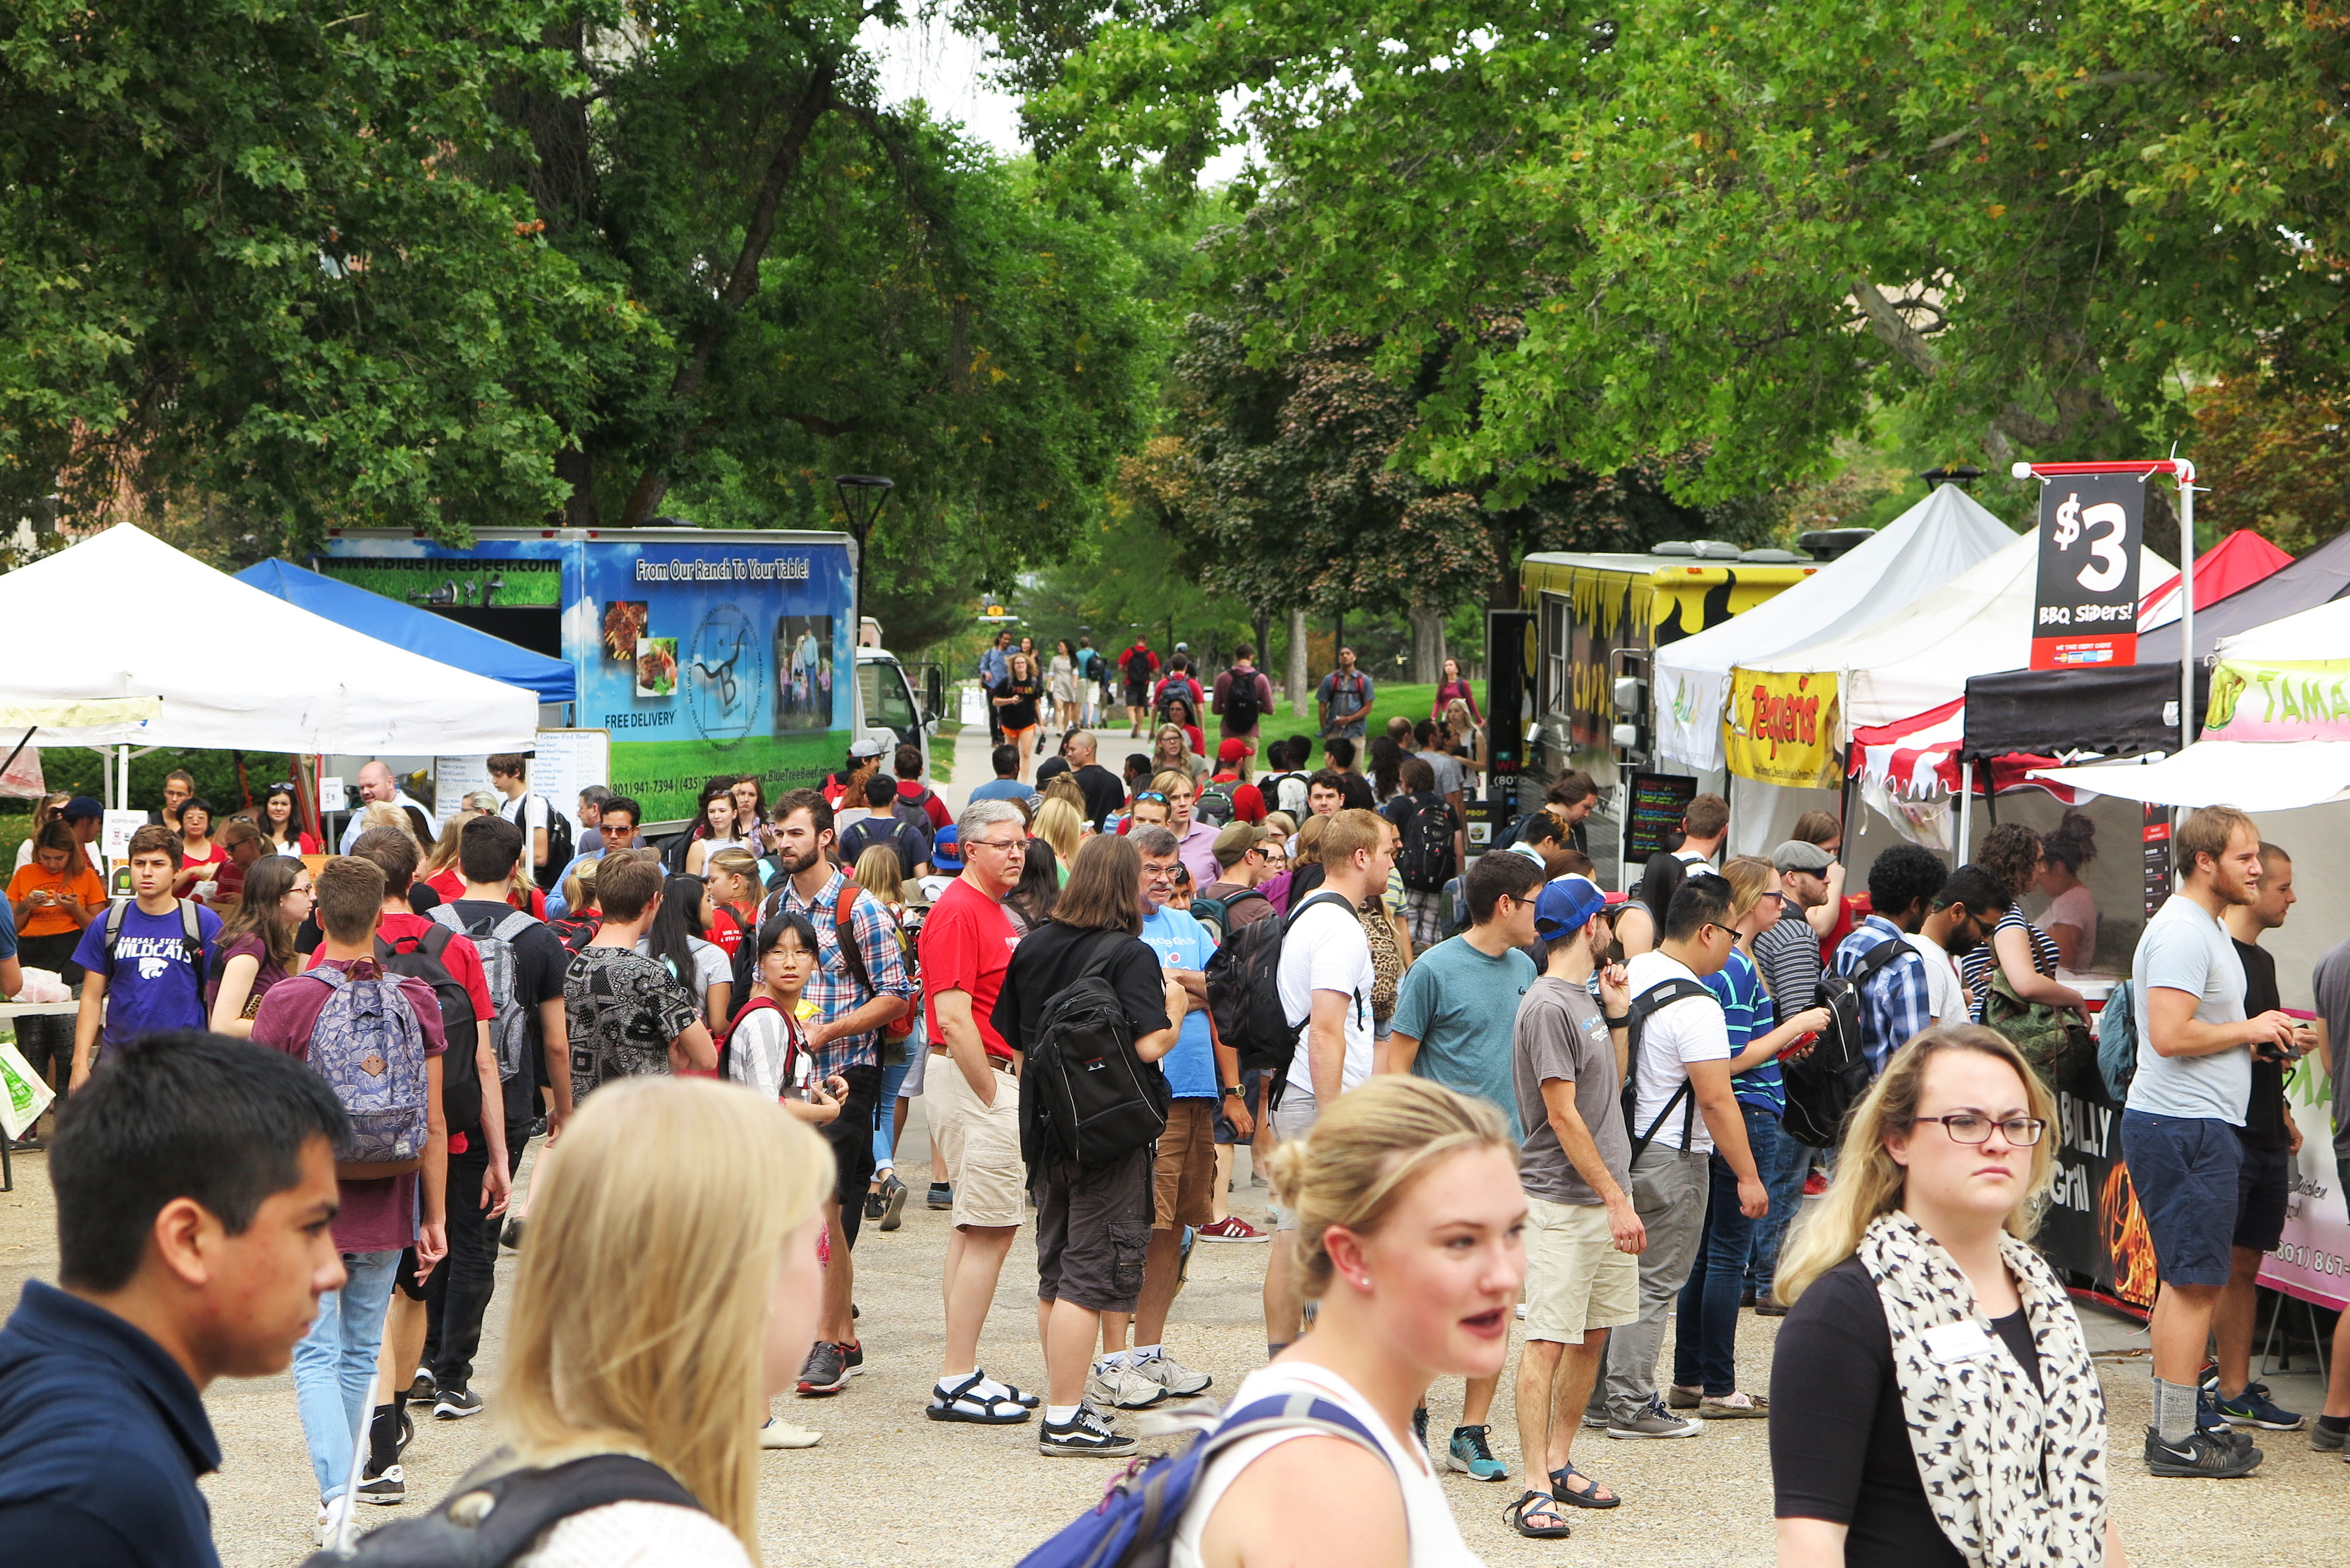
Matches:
[2031,473,2145,670]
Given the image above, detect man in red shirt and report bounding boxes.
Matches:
[920,797,1035,1425]
[1203,739,1267,825]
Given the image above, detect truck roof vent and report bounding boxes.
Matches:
[1650,540,1696,557]
[1738,547,1805,563]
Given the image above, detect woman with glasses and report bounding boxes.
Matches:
[206,857,312,1037]
[171,797,228,903]
[1770,1025,2118,1568]
[1667,856,1832,1422]
[256,781,321,857]
[1150,722,1204,786]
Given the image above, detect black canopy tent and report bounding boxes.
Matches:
[1961,528,2350,761]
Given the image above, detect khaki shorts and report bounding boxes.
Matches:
[1270,1090,1319,1232]
[928,1051,1025,1229]
[1522,1194,1639,1343]
[1152,1100,1219,1230]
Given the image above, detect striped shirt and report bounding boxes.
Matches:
[762,867,915,1077]
[1959,909,2062,1023]
[1834,914,1934,1074]
[1709,947,1784,1114]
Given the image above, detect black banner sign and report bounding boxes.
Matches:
[2031,474,2145,670]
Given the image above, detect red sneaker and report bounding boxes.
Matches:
[1196,1216,1270,1242]
[1802,1171,1827,1197]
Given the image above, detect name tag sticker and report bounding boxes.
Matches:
[1920,1321,1995,1365]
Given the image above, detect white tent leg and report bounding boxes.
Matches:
[1955,761,1974,863]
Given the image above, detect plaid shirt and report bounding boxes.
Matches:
[766,867,914,1077]
[1834,914,1934,1074]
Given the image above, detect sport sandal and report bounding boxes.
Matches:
[1505,1491,1572,1539]
[1547,1461,1620,1509]
[926,1372,1033,1424]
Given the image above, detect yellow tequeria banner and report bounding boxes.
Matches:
[1725,668,1841,788]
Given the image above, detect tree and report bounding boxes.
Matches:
[0,0,629,537]
[2189,376,2350,558]
[1015,0,2350,503]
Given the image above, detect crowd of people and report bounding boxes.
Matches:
[5,708,2349,1567]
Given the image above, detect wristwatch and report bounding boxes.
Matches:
[1220,1083,1244,1098]
[1604,1013,1631,1029]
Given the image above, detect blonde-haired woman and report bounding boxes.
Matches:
[1034,796,1084,878]
[1771,1026,2128,1565]
[497,1076,834,1566]
[1171,1076,1522,1565]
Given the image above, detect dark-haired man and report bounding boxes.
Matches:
[1321,736,1377,811]
[970,745,1038,808]
[1212,644,1274,743]
[761,789,914,1398]
[69,824,221,1090]
[1597,873,1765,1441]
[0,1036,348,1567]
[840,773,934,877]
[545,794,641,921]
[1831,842,1946,1076]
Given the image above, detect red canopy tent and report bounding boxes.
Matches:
[2138,529,2294,625]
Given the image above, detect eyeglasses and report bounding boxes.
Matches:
[968,837,1029,854]
[1142,863,1180,882]
[1913,1114,2047,1146]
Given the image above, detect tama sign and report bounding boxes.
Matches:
[2031,474,2144,669]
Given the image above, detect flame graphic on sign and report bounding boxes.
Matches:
[2099,1165,2159,1309]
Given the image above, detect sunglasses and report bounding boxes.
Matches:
[1133,792,1170,804]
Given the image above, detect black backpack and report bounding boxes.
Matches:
[302,1454,699,1568]
[1620,977,1717,1158]
[1392,792,1457,893]
[1782,937,1909,1148]
[375,923,483,1133]
[534,797,573,893]
[1204,890,1357,1084]
[1255,772,1306,818]
[1031,931,1170,1165]
[1223,670,1265,732]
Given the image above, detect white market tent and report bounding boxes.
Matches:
[0,525,539,759]
[1655,484,2017,772]
[1737,530,2177,739]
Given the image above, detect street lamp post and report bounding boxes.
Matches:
[833,474,894,628]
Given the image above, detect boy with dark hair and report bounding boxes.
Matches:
[1831,842,1945,1074]
[544,794,640,921]
[841,772,934,876]
[0,1035,349,1566]
[68,823,221,1090]
[564,855,712,1104]
[1321,736,1376,810]
[970,746,1034,806]
[895,743,950,832]
[253,856,448,1539]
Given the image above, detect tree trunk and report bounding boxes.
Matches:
[1288,606,1310,718]
[1407,604,1447,684]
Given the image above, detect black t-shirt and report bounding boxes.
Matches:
[450,898,572,1133]
[2233,937,2289,1150]
[996,677,1042,732]
[1072,764,1126,831]
[1771,1256,2042,1566]
[993,921,1171,1166]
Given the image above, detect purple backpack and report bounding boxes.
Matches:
[305,966,430,1163]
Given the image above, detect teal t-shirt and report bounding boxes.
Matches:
[1389,936,1536,1134]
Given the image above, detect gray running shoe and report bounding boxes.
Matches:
[1605,1397,1703,1439]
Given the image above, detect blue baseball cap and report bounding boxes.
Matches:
[930,824,963,873]
[1533,874,1609,940]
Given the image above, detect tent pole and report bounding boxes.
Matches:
[1956,761,1974,863]
[2178,469,2196,756]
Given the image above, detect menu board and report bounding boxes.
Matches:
[1624,771,1700,870]
[2141,803,2172,918]
[436,729,612,839]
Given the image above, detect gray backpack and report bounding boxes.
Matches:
[431,905,538,1082]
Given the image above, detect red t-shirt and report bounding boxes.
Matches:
[897,780,951,831]
[918,876,1017,1061]
[252,957,448,1254]
[1208,774,1267,823]
[425,866,544,921]
[180,842,228,904]
[707,903,746,959]
[1816,894,1869,967]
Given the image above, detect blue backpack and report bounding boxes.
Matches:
[1018,1393,1389,1568]
[2096,978,2138,1103]
[304,965,431,1164]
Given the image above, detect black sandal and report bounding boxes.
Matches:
[924,1372,1032,1424]
[1548,1461,1622,1509]
[1505,1490,1572,1539]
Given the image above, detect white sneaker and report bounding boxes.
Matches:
[759,1416,822,1449]
[1131,1350,1212,1397]
[1087,1360,1170,1410]
[313,1503,339,1549]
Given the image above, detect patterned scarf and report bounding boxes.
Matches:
[1856,1212,2108,1568]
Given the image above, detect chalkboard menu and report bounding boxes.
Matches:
[2141,803,2172,918]
[1625,771,1700,866]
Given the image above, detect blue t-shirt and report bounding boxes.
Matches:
[969,779,1036,805]
[1390,936,1536,1134]
[0,896,16,962]
[1138,904,1218,1099]
[1708,947,1782,1114]
[71,901,222,1055]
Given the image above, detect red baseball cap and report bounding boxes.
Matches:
[1217,737,1251,763]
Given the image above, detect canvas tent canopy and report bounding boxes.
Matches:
[236,557,578,705]
[1654,484,2016,773]
[0,525,539,755]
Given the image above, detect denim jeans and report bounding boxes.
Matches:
[873,1054,914,1171]
[294,1248,400,1501]
[1671,1142,1759,1397]
[1743,1106,1812,1297]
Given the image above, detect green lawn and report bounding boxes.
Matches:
[1254,680,1445,765]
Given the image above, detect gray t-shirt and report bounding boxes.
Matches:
[1514,975,1629,1205]
[2127,894,2250,1124]
[2315,936,2350,1164]
[1414,749,1464,800]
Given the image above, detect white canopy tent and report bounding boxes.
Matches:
[1655,484,2017,772]
[2033,742,2350,812]
[1736,531,2177,739]
[0,526,539,775]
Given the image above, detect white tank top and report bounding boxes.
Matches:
[1171,1362,1483,1568]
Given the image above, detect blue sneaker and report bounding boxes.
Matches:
[1447,1424,1509,1482]
[2196,1390,2258,1451]
[2216,1386,2306,1431]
